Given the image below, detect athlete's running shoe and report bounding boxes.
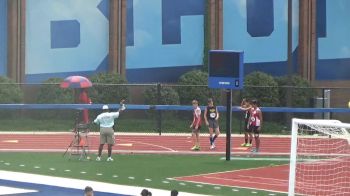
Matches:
[251,148,259,153]
[107,157,114,162]
[245,143,252,147]
[191,146,197,150]
[210,144,216,150]
[96,156,101,161]
[241,143,247,147]
[194,146,201,151]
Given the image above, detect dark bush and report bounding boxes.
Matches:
[144,85,180,105]
[89,73,129,104]
[0,76,23,103]
[177,70,221,105]
[242,71,279,106]
[36,78,74,120]
[37,78,73,104]
[275,75,314,107]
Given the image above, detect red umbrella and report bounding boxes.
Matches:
[60,76,92,89]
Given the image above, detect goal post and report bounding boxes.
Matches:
[288,118,350,196]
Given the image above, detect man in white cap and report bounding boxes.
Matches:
[93,102,125,161]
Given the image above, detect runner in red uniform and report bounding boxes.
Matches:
[248,99,263,153]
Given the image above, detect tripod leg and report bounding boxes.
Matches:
[63,139,74,157]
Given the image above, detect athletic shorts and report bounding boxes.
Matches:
[192,125,201,133]
[100,127,115,145]
[208,119,219,129]
[248,126,260,134]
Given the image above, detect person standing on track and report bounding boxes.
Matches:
[239,98,252,147]
[94,103,125,161]
[248,99,263,153]
[204,98,220,150]
[190,100,201,151]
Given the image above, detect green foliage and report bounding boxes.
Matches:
[243,71,279,106]
[144,85,180,105]
[275,75,314,107]
[177,70,221,105]
[37,78,73,104]
[36,78,74,120]
[0,76,23,103]
[89,73,129,104]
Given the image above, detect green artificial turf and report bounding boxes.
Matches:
[0,153,288,195]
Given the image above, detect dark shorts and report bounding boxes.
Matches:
[244,120,249,131]
[248,126,260,134]
[208,119,219,129]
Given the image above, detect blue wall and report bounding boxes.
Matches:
[21,0,350,83]
[0,0,7,76]
[25,0,109,82]
[125,0,205,82]
[223,0,299,76]
[316,0,350,80]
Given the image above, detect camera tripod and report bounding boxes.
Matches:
[63,111,90,160]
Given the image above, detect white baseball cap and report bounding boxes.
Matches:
[102,105,109,110]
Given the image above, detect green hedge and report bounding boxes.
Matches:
[89,73,129,104]
[177,70,221,105]
[275,75,314,107]
[0,76,23,103]
[36,78,74,120]
[144,85,180,105]
[37,78,73,104]
[242,71,279,106]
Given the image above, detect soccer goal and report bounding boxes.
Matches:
[288,118,350,196]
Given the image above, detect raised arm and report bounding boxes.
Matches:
[215,107,219,120]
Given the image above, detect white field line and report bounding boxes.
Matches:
[0,148,291,156]
[0,170,205,196]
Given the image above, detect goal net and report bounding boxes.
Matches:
[288,118,350,196]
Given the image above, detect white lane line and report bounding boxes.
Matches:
[162,181,170,184]
[214,186,221,190]
[96,173,103,176]
[80,171,86,174]
[145,179,152,182]
[124,139,177,152]
[0,186,38,194]
[196,184,203,188]
[179,182,186,186]
[128,177,135,180]
[4,162,10,166]
[112,175,118,178]
[34,166,40,169]
[49,168,55,171]
[19,164,25,167]
[251,191,258,194]
[64,169,71,172]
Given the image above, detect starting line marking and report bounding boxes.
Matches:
[116,143,133,147]
[1,140,19,143]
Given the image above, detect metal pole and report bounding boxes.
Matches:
[286,0,293,126]
[226,89,232,161]
[157,83,162,135]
